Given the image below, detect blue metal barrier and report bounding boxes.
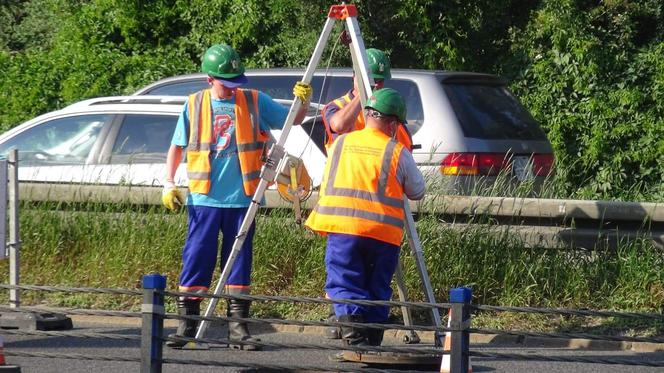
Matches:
[141,273,166,373]
[449,287,472,373]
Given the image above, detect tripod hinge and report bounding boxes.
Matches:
[328,4,357,20]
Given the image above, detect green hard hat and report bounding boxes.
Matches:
[365,88,406,122]
[366,48,391,80]
[201,44,245,78]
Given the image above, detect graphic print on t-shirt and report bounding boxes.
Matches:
[213,114,233,151]
[211,102,236,157]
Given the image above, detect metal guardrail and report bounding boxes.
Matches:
[2,282,664,371]
[17,182,664,250]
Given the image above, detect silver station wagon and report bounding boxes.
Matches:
[0,69,553,195]
[135,68,554,194]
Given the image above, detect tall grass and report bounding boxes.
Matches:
[1,200,662,320]
[424,153,664,202]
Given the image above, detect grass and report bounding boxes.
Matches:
[0,199,662,337]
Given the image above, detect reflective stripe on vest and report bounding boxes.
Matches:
[186,90,213,193]
[186,89,266,196]
[323,93,413,152]
[305,130,406,245]
[235,88,268,195]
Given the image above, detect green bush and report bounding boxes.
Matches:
[0,0,662,200]
[504,0,664,201]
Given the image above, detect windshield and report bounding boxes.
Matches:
[0,114,108,164]
[443,83,547,140]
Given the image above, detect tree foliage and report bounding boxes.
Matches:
[503,0,664,200]
[0,0,662,200]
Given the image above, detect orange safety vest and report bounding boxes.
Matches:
[186,88,268,196]
[305,128,406,246]
[322,93,413,152]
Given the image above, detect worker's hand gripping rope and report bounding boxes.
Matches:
[162,181,185,212]
[293,81,312,103]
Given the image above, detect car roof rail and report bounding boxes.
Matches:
[65,96,187,109]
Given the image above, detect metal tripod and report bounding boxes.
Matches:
[194,3,443,346]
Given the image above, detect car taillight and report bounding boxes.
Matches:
[532,154,554,176]
[440,153,507,176]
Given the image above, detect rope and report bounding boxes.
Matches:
[471,328,664,344]
[160,334,442,356]
[0,305,140,318]
[0,284,140,296]
[167,313,449,334]
[166,289,452,310]
[161,356,431,373]
[5,350,140,363]
[474,304,664,321]
[294,23,340,160]
[0,284,452,311]
[470,350,664,367]
[7,350,411,373]
[0,329,140,341]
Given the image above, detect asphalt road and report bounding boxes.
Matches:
[2,320,664,373]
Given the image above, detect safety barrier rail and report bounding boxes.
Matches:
[18,182,664,250]
[1,280,663,372]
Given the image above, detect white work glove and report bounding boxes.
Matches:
[162,181,185,212]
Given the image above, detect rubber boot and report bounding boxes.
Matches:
[339,314,368,346]
[330,314,368,361]
[166,298,200,348]
[324,304,341,339]
[227,299,262,351]
[366,327,385,346]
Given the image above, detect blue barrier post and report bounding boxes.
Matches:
[141,273,166,373]
[449,287,472,373]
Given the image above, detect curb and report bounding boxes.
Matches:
[268,325,664,353]
[69,315,664,353]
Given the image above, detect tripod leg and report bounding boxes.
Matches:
[394,261,421,344]
[345,16,374,106]
[343,13,439,347]
[194,17,338,342]
[403,200,444,347]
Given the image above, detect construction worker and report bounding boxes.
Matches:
[305,88,425,349]
[321,48,413,339]
[162,43,312,350]
[322,48,413,152]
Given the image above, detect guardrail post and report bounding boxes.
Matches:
[141,273,166,373]
[7,149,20,308]
[449,287,472,373]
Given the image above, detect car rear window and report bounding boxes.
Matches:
[443,83,547,140]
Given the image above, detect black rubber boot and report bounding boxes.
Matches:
[324,304,341,339]
[227,299,262,351]
[366,324,385,346]
[166,298,200,348]
[329,314,368,361]
[339,314,368,346]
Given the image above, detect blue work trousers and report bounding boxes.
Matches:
[179,206,255,296]
[324,233,400,323]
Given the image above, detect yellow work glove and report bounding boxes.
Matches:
[293,81,312,103]
[162,182,185,212]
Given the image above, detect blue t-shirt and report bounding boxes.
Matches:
[171,90,288,207]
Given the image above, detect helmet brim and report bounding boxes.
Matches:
[211,73,248,88]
